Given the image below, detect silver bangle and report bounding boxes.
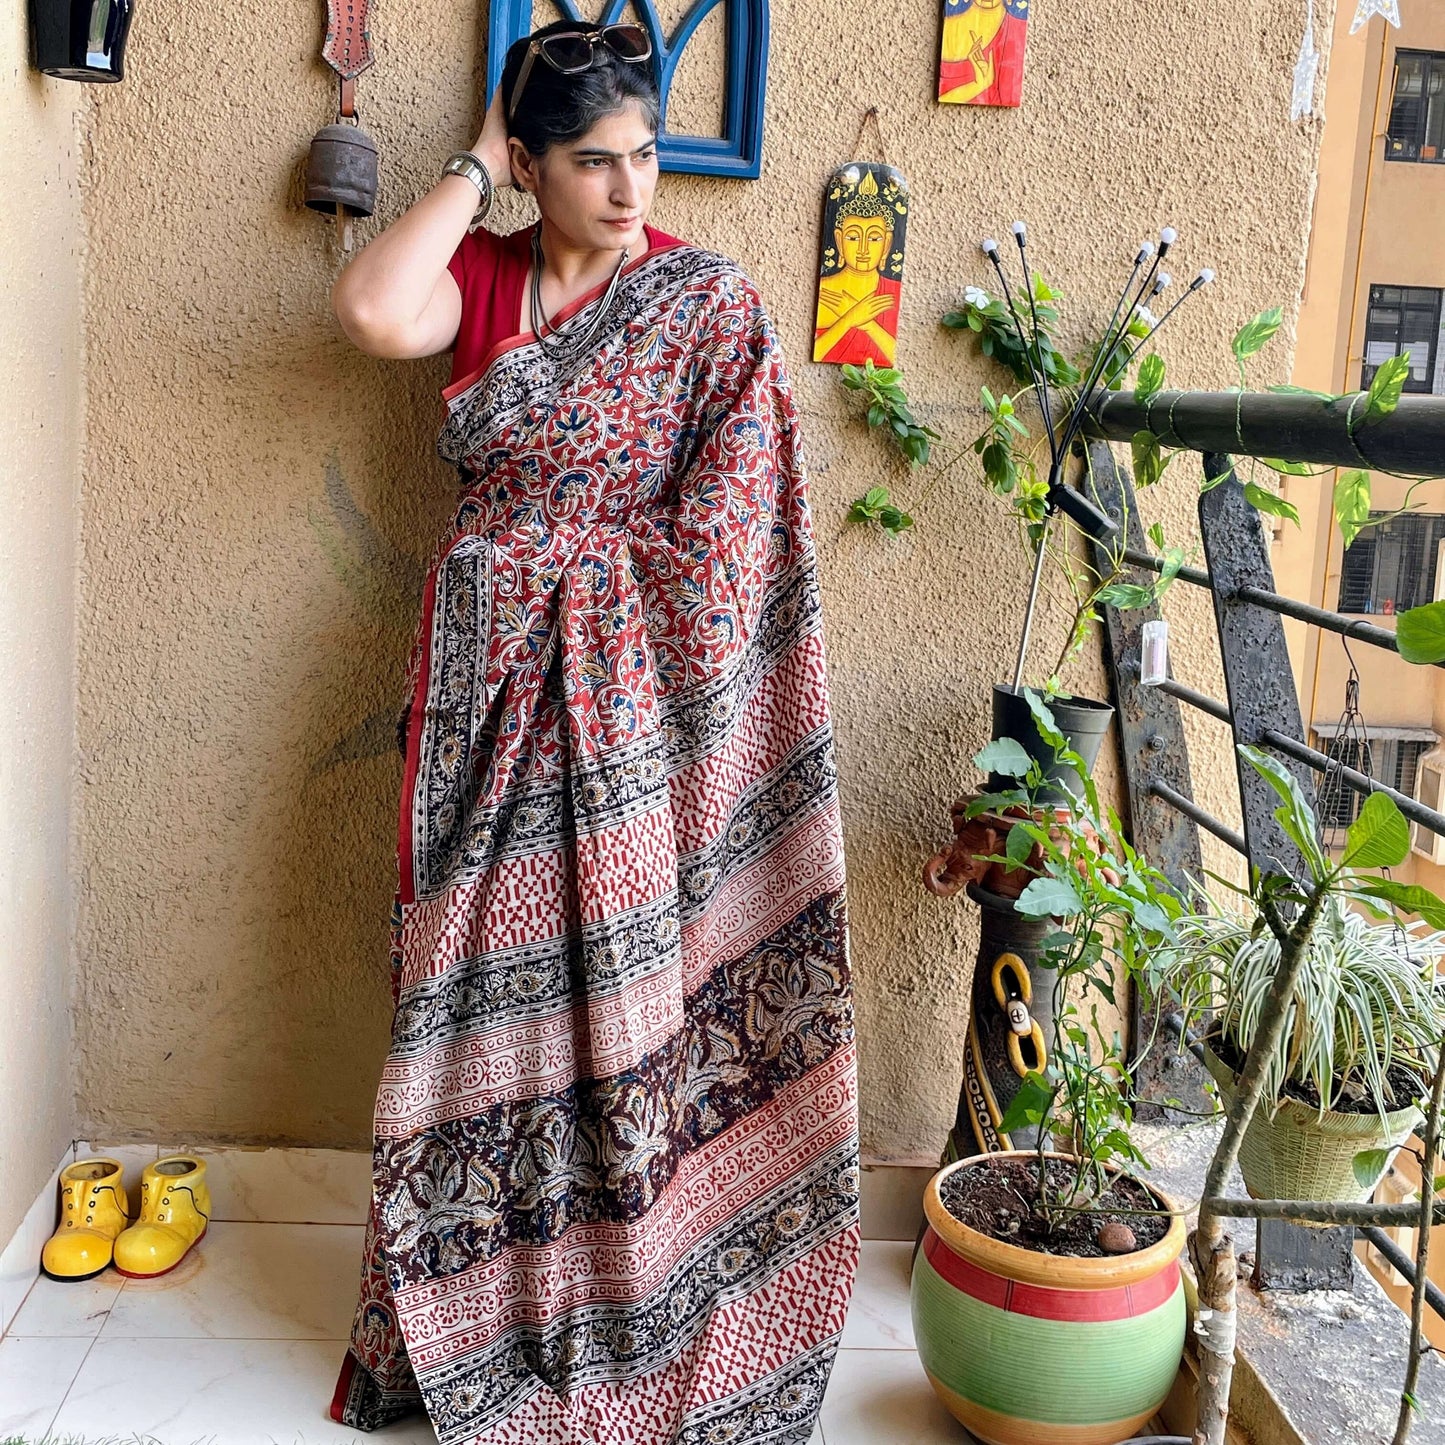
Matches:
[441,151,494,227]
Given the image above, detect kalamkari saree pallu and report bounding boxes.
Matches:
[330,236,860,1445]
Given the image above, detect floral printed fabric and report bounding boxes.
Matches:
[330,242,860,1444]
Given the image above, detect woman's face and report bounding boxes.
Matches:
[513,99,659,254]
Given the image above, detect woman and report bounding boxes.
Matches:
[326,22,860,1444]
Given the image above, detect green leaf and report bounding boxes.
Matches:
[1352,1148,1392,1189]
[1131,431,1164,487]
[1136,354,1166,402]
[1351,878,1445,930]
[1366,353,1412,420]
[974,737,1033,778]
[1396,601,1445,664]
[1005,823,1035,870]
[1232,307,1283,362]
[997,1072,1055,1136]
[1343,792,1411,869]
[1334,470,1372,549]
[1260,457,1315,475]
[1147,522,1166,550]
[1096,582,1156,610]
[1238,744,1329,881]
[1243,481,1301,526]
[863,486,888,509]
[981,441,1016,493]
[1267,383,1339,401]
[1021,688,1066,749]
[1016,875,1084,919]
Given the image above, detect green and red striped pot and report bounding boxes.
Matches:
[911,1151,1187,1445]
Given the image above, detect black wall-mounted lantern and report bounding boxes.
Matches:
[29,0,134,82]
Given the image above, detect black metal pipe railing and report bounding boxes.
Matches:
[1234,585,1436,666]
[1155,679,1232,725]
[1358,1225,1445,1322]
[1119,547,1436,668]
[1082,390,1445,475]
[1260,727,1445,838]
[1148,780,1248,856]
[1162,1010,1208,1066]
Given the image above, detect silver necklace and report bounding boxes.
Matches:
[529,227,629,359]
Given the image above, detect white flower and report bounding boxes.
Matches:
[964,285,991,308]
[1134,305,1159,329]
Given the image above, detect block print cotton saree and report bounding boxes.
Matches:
[330,231,860,1445]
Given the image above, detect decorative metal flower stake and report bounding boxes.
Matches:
[979,221,1214,688]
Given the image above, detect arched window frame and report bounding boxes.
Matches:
[486,0,768,177]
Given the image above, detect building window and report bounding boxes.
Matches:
[1362,285,1442,393]
[1388,51,1445,162]
[1337,512,1445,615]
[1314,735,1430,832]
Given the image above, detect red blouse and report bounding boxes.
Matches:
[444,220,686,395]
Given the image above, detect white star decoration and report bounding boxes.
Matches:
[1350,0,1402,34]
[1292,1,1319,122]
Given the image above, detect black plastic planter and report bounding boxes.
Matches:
[29,0,133,81]
[988,682,1114,803]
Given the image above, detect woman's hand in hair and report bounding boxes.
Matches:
[471,82,514,189]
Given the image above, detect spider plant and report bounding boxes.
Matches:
[1157,891,1445,1125]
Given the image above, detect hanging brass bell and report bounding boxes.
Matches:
[305,120,379,218]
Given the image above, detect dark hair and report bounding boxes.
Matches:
[502,20,661,156]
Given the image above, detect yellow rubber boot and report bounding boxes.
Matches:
[113,1154,211,1279]
[41,1157,131,1281]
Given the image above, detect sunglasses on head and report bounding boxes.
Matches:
[508,24,654,124]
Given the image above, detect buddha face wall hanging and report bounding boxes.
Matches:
[939,0,1029,106]
[813,162,910,366]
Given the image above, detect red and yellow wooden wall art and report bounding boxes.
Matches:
[812,162,910,367]
[939,0,1029,107]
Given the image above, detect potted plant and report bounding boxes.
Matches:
[843,222,1224,799]
[1149,747,1445,1204]
[912,700,1190,1445]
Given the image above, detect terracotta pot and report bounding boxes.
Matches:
[1202,1043,1423,1205]
[911,1151,1187,1445]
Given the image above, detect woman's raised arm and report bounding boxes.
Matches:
[330,85,512,360]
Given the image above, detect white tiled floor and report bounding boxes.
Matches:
[0,1223,967,1445]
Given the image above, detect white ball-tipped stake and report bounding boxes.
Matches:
[1010,220,1027,242]
[1160,226,1178,249]
[1135,243,1154,265]
[982,237,999,256]
[1154,272,1172,293]
[1197,268,1216,287]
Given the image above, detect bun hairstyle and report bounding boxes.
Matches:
[502,20,661,156]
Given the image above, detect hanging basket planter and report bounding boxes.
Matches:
[911,1152,1187,1445]
[1202,1043,1423,1205]
[988,683,1114,804]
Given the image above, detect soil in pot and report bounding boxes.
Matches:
[938,1155,1171,1257]
[1209,1030,1426,1116]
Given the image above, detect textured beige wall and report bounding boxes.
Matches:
[73,0,1330,1161]
[0,20,85,1245]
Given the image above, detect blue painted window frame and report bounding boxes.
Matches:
[486,0,767,178]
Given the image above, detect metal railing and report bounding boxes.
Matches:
[1081,390,1445,1301]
